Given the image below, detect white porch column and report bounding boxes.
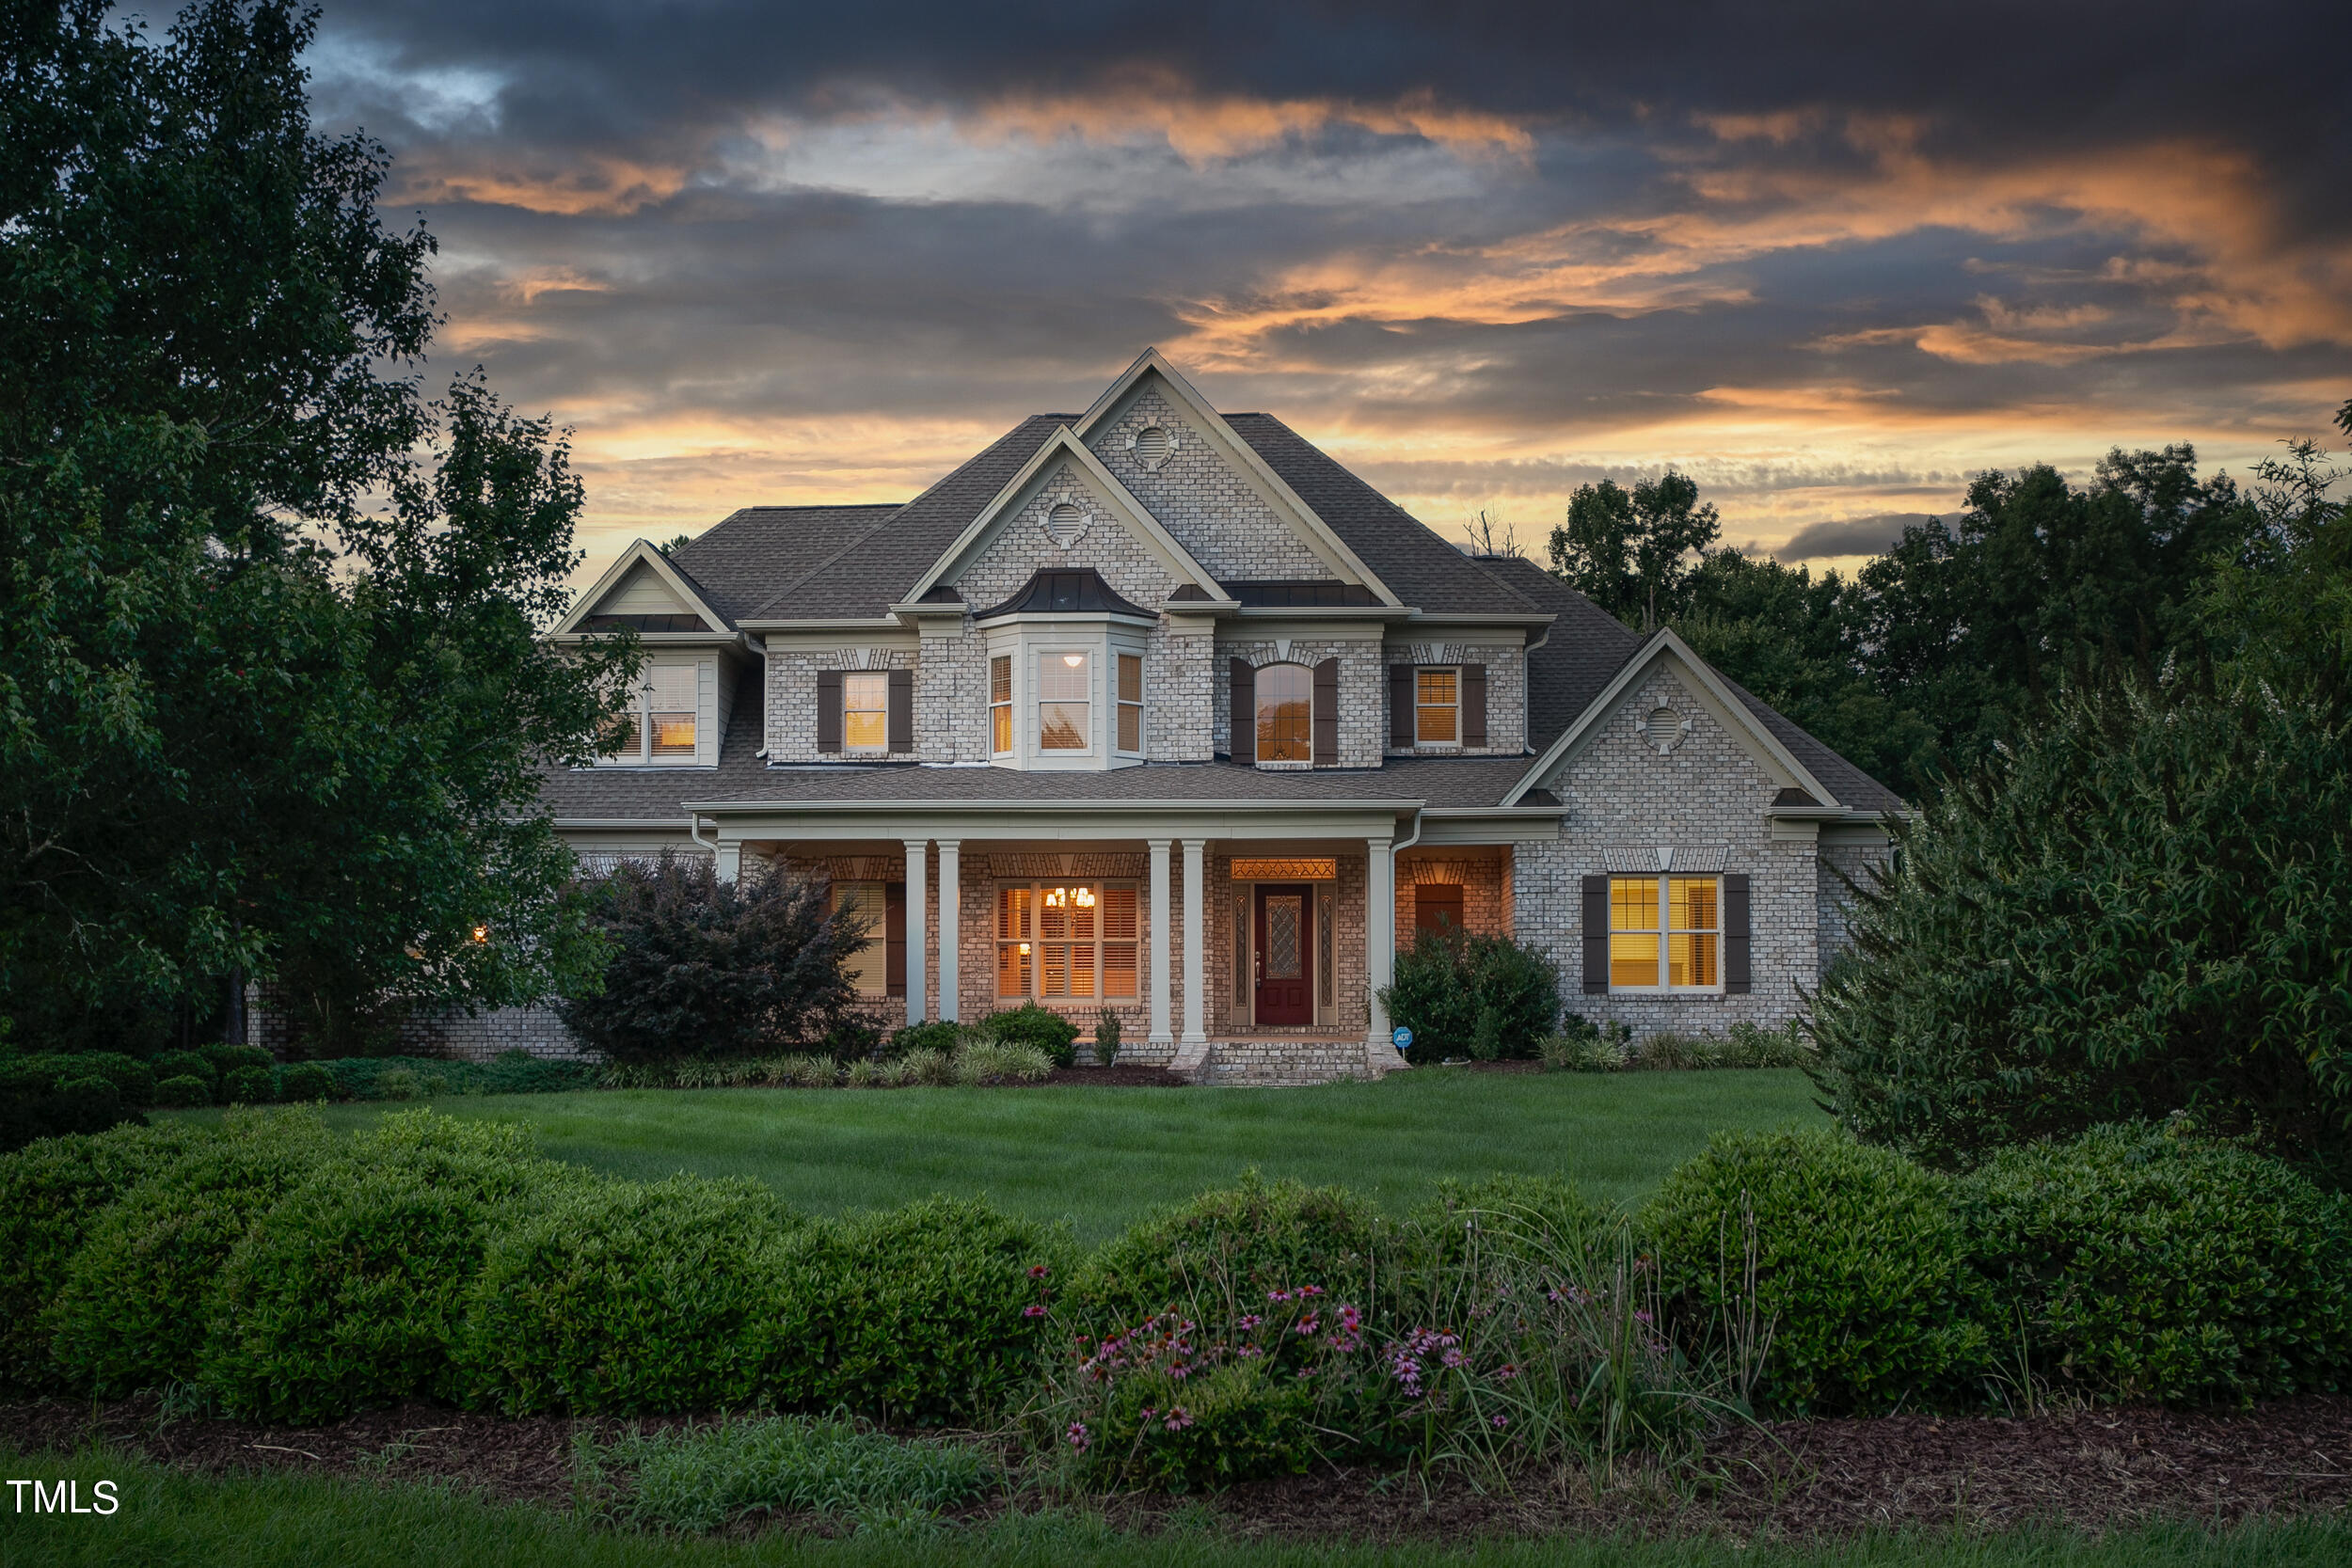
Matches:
[1180,838,1207,1049]
[936,840,961,1022]
[902,838,928,1026]
[1365,834,1395,1047]
[713,841,742,884]
[1147,838,1174,1047]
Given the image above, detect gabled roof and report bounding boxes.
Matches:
[1469,557,1644,750]
[668,504,900,626]
[555,540,734,636]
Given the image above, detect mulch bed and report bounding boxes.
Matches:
[8,1394,2350,1540]
[1038,1064,1188,1087]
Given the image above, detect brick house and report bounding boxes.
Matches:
[494,350,1902,1082]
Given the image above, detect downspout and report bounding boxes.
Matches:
[688,812,717,853]
[1394,805,1424,856]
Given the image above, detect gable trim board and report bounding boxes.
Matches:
[555,539,734,638]
[1504,627,1838,811]
[1073,350,1405,608]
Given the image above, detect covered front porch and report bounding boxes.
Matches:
[690,800,1530,1082]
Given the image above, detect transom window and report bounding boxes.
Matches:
[1610,876,1720,990]
[995,882,1138,1001]
[1116,653,1143,753]
[1255,662,1312,763]
[1038,651,1090,751]
[842,672,889,752]
[990,655,1013,754]
[601,663,698,765]
[1416,668,1458,745]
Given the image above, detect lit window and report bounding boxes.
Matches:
[1116,653,1143,753]
[601,663,699,765]
[990,655,1012,754]
[1611,876,1721,990]
[832,881,887,996]
[997,881,1136,1001]
[1417,668,1457,745]
[843,671,888,752]
[1254,662,1311,763]
[1039,650,1089,751]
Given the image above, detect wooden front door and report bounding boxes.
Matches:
[1252,884,1314,1025]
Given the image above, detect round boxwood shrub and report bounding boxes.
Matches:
[0,1119,207,1387]
[200,1043,275,1078]
[1958,1122,2352,1403]
[55,1053,156,1109]
[150,1050,216,1092]
[219,1065,277,1105]
[46,1109,332,1395]
[769,1196,1063,1422]
[887,1021,964,1059]
[152,1074,214,1109]
[203,1111,567,1422]
[277,1062,337,1102]
[1645,1129,1991,1415]
[465,1174,806,1415]
[980,1003,1079,1068]
[1075,1172,1385,1331]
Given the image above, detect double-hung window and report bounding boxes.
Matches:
[602,663,698,764]
[1116,653,1144,753]
[1038,651,1089,751]
[1416,668,1458,746]
[995,881,1138,1002]
[842,672,889,752]
[832,881,888,996]
[990,655,1013,754]
[1609,876,1720,990]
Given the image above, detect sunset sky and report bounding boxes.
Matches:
[296,1,2352,581]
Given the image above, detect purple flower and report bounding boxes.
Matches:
[1440,1348,1467,1370]
[1491,1415,1509,1430]
[1067,1421,1090,1451]
[1163,1407,1193,1432]
[1023,1305,1046,1319]
[1029,1264,1052,1279]
[1237,1314,1263,1332]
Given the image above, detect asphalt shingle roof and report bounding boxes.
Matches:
[664,504,901,628]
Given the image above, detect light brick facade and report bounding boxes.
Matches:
[1089,387,1334,581]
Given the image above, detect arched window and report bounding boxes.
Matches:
[1255,662,1312,762]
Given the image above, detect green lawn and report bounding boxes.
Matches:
[5,1445,2344,1568]
[169,1068,1823,1241]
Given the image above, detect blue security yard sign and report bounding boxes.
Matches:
[1391,1026,1413,1053]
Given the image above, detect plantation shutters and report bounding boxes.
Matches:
[816,670,842,752]
[1230,658,1256,764]
[1724,873,1752,993]
[886,668,914,752]
[884,881,908,997]
[1312,657,1340,766]
[1581,874,1610,994]
[1461,664,1487,748]
[1388,664,1414,750]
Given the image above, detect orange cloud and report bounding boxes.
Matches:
[389,153,691,215]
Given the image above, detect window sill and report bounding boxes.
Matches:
[1253,759,1314,771]
[1607,988,1727,998]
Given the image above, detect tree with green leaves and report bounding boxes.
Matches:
[0,1,630,1052]
[1549,471,1721,630]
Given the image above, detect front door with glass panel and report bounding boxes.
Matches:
[1252,884,1313,1025]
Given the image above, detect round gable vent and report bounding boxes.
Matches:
[1044,501,1088,547]
[1130,424,1174,469]
[1643,705,1687,753]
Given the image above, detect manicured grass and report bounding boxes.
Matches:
[165,1069,1823,1240]
[6,1446,2346,1567]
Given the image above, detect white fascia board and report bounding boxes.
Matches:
[737,616,907,633]
[898,424,1227,606]
[1073,350,1405,608]
[553,539,732,636]
[1503,628,1837,808]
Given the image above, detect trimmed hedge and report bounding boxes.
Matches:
[465,1175,808,1415]
[1645,1128,1992,1415]
[1960,1123,2352,1403]
[45,1109,332,1395]
[203,1115,570,1421]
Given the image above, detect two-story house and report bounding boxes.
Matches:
[509,349,1900,1083]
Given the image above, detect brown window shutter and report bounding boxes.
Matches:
[816,670,842,752]
[886,668,914,752]
[1388,664,1414,750]
[1230,658,1255,763]
[1311,657,1340,766]
[885,881,907,997]
[1724,873,1752,993]
[1462,664,1487,748]
[1581,874,1610,994]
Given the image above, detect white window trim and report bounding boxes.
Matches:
[980,617,1151,771]
[1414,664,1462,752]
[993,879,1141,1004]
[596,657,709,768]
[841,670,891,756]
[1252,660,1317,768]
[1034,644,1097,759]
[989,654,1014,757]
[1114,648,1146,757]
[1606,873,1724,995]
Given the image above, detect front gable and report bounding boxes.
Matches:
[556,540,730,636]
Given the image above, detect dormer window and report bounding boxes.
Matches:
[1039,650,1091,751]
[600,661,702,766]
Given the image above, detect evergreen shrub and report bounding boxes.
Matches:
[46,1109,331,1395]
[150,1050,216,1090]
[1379,930,1559,1062]
[981,1003,1079,1068]
[1959,1123,2352,1403]
[278,1062,336,1101]
[1645,1129,1991,1415]
[1075,1172,1383,1329]
[152,1074,214,1108]
[886,1021,962,1058]
[219,1065,277,1104]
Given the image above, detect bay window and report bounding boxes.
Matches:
[1038,650,1090,751]
[1116,653,1144,753]
[990,655,1013,754]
